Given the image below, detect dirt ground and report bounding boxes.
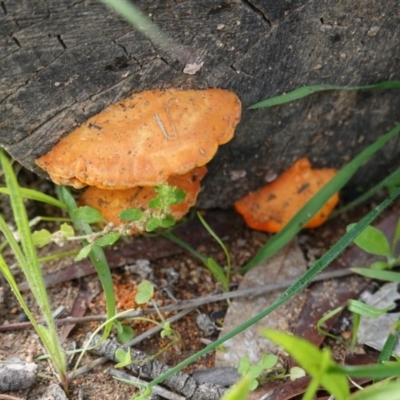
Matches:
[0,172,398,400]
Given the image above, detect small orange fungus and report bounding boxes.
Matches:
[234,158,339,233]
[79,166,207,230]
[36,88,241,189]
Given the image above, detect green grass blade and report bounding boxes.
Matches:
[197,212,231,277]
[0,151,56,327]
[351,268,400,282]
[146,187,400,390]
[248,81,400,109]
[98,0,173,53]
[56,185,115,338]
[0,187,67,209]
[0,150,66,380]
[241,122,400,272]
[161,231,208,263]
[328,362,400,379]
[331,166,400,217]
[374,316,400,383]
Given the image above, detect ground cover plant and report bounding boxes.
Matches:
[1,5,400,394]
[0,77,400,399]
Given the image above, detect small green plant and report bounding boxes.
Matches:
[34,183,186,261]
[0,150,68,393]
[163,211,232,293]
[347,219,400,270]
[317,299,393,351]
[237,354,279,390]
[263,329,400,400]
[347,218,400,285]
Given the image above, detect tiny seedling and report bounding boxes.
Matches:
[348,218,400,284]
[237,354,279,390]
[263,329,400,400]
[347,219,400,270]
[317,299,393,351]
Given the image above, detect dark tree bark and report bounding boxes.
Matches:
[1,0,399,207]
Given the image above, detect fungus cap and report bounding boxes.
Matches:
[36,89,241,189]
[234,158,339,233]
[79,166,207,230]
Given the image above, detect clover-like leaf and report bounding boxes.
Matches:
[135,280,154,305]
[32,229,52,247]
[119,208,144,221]
[95,232,120,247]
[74,244,93,261]
[73,206,103,224]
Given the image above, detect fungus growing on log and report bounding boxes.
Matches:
[36,88,241,190]
[234,158,339,233]
[79,166,207,229]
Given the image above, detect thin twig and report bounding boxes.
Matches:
[0,268,356,332]
[110,368,185,400]
[0,395,25,400]
[68,308,195,380]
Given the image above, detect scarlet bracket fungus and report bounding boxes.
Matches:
[79,166,207,231]
[234,158,339,233]
[36,88,241,190]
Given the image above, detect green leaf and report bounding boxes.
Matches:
[32,229,52,247]
[60,223,74,238]
[119,208,144,221]
[351,268,400,282]
[146,217,162,232]
[221,374,253,400]
[115,348,133,368]
[0,187,67,209]
[172,189,186,205]
[347,299,393,318]
[347,224,391,257]
[148,198,162,209]
[328,361,400,380]
[205,258,229,292]
[95,232,121,247]
[115,322,135,344]
[263,329,349,400]
[393,218,400,247]
[238,355,251,376]
[290,366,306,381]
[370,260,390,270]
[248,81,400,109]
[161,321,173,338]
[58,186,116,339]
[73,206,104,224]
[74,244,93,261]
[135,280,154,304]
[160,215,176,228]
[247,365,263,380]
[259,354,278,370]
[351,382,400,400]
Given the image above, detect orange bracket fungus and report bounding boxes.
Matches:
[79,166,207,232]
[36,88,241,229]
[234,158,339,233]
[36,88,241,189]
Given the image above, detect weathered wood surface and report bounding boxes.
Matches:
[1,0,399,207]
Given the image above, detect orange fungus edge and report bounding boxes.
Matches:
[234,157,339,233]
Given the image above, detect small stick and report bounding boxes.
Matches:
[0,268,356,332]
[68,308,194,380]
[110,368,185,400]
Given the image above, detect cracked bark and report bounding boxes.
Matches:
[1,0,399,208]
